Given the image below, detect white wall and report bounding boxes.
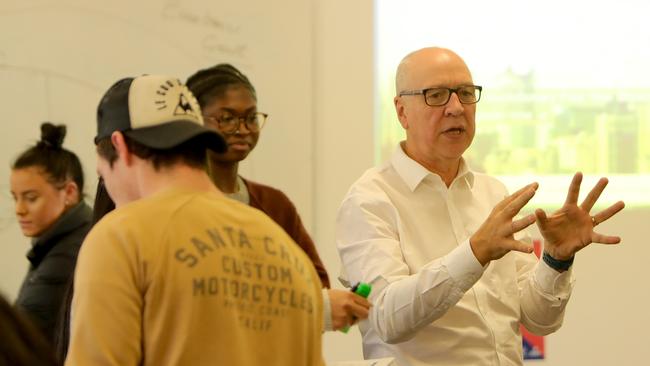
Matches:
[312,1,375,363]
[1,1,648,365]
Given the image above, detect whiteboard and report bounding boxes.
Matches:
[0,0,314,298]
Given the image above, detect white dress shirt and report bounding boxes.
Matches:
[336,143,574,366]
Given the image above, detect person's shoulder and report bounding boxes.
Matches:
[85,207,128,241]
[70,201,93,224]
[242,178,305,217]
[30,251,76,281]
[110,188,201,218]
[208,188,294,235]
[336,163,398,218]
[80,193,186,257]
[70,202,93,234]
[164,186,270,222]
[243,178,291,202]
[46,205,92,256]
[45,226,87,257]
[97,199,148,224]
[87,193,171,237]
[346,162,396,197]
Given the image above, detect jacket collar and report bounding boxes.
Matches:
[27,201,92,266]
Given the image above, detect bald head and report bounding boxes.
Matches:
[395,47,472,95]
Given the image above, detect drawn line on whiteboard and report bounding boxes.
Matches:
[1,3,246,62]
[161,0,240,33]
[0,63,102,91]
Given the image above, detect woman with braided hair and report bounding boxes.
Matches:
[186,64,371,331]
[186,64,330,287]
[10,122,92,344]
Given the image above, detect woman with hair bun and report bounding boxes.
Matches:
[10,122,92,344]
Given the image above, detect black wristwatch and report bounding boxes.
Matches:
[542,252,574,272]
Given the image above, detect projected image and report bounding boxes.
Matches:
[375,0,650,206]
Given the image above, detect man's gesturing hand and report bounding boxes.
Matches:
[535,172,625,261]
[470,183,539,266]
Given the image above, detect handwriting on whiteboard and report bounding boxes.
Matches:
[161,0,246,59]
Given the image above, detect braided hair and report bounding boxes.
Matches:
[185,63,256,108]
[12,122,84,197]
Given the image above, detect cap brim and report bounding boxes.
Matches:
[124,120,226,153]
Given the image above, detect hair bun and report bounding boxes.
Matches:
[38,122,67,149]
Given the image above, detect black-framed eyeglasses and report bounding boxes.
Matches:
[203,112,268,134]
[399,85,482,106]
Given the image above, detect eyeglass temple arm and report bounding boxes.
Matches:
[398,90,424,96]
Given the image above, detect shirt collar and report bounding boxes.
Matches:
[391,142,475,191]
[456,158,475,188]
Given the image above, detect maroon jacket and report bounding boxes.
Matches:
[243,178,330,288]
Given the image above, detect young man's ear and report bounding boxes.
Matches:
[110,131,133,165]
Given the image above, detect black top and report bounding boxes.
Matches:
[14,201,92,343]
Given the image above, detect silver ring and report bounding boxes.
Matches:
[591,216,597,226]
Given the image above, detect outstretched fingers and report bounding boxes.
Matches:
[564,172,583,205]
[591,201,625,227]
[495,183,538,212]
[533,208,549,229]
[504,238,534,254]
[511,214,536,235]
[591,231,622,245]
[580,177,609,212]
[503,184,538,218]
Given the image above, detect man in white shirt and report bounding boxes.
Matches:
[336,47,626,366]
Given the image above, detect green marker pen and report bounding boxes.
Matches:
[341,282,372,333]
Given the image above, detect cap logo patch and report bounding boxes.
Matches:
[150,78,201,121]
[175,93,194,116]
